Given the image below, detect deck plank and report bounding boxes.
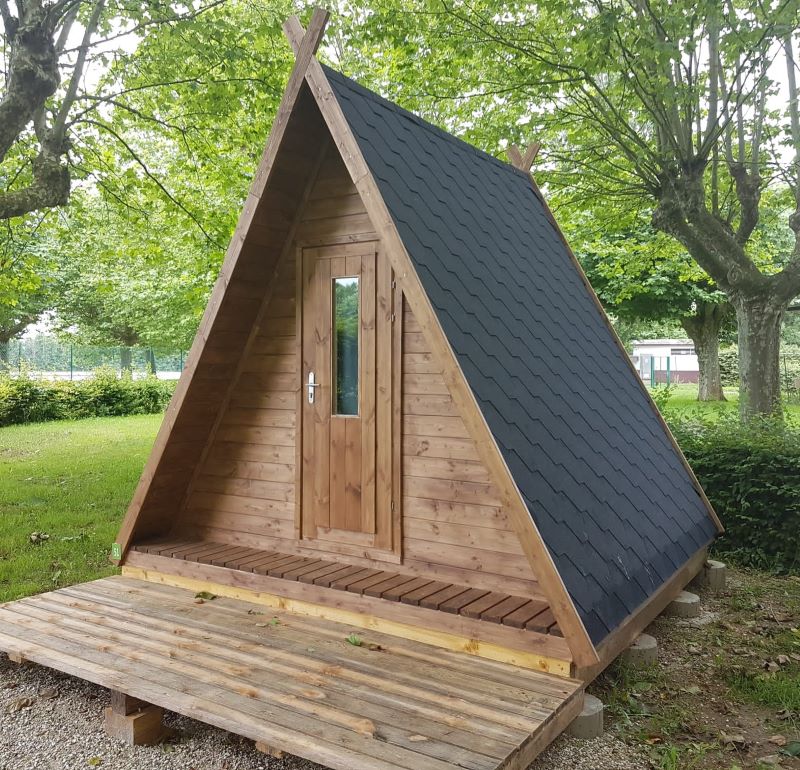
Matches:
[0,576,582,770]
[130,538,563,636]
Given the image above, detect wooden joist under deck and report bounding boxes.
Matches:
[131,537,562,635]
[0,576,584,770]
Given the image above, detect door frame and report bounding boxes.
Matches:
[295,238,402,564]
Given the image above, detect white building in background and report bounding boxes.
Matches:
[631,339,699,385]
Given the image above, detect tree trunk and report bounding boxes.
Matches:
[681,302,728,401]
[734,295,785,418]
[120,346,133,372]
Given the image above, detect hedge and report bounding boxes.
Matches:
[669,414,800,574]
[0,369,175,427]
[719,345,800,391]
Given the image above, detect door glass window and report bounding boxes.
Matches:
[333,276,359,415]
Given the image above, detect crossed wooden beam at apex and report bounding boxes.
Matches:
[284,8,542,176]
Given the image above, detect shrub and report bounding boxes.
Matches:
[718,347,739,387]
[0,370,175,427]
[670,415,800,573]
[718,345,800,393]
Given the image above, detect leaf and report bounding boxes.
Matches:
[87,758,103,767]
[194,592,216,600]
[781,741,800,757]
[346,633,363,647]
[6,696,35,713]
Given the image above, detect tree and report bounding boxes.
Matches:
[0,0,227,220]
[0,0,296,369]
[569,211,732,400]
[51,188,215,368]
[339,0,800,418]
[0,214,54,365]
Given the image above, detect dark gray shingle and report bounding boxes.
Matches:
[325,66,717,644]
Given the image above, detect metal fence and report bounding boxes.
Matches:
[0,337,186,380]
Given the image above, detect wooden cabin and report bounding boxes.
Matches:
[0,11,721,770]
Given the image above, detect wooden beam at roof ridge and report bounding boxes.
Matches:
[284,16,600,671]
[282,8,329,59]
[508,142,540,173]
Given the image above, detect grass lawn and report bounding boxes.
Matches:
[0,414,161,602]
[649,383,800,420]
[1,413,799,769]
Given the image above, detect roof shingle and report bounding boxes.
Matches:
[325,66,717,644]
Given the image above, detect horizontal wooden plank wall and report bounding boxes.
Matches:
[175,146,379,553]
[169,146,545,603]
[123,89,327,546]
[401,299,543,598]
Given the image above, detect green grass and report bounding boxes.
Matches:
[0,414,161,601]
[724,664,800,712]
[648,383,800,419]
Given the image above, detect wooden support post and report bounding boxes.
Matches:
[104,690,167,746]
[7,651,27,665]
[255,740,285,758]
[109,691,150,716]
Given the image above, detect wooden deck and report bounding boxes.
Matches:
[132,537,562,634]
[0,576,583,770]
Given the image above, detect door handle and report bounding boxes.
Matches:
[307,371,320,404]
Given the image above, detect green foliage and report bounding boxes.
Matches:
[723,664,800,713]
[718,346,800,394]
[718,347,739,387]
[670,416,800,573]
[0,371,174,427]
[650,383,678,411]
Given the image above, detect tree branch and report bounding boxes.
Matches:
[0,145,70,218]
[76,118,220,247]
[0,0,15,35]
[0,2,59,164]
[52,0,106,145]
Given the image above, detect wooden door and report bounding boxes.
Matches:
[300,242,397,557]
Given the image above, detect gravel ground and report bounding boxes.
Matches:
[0,653,651,770]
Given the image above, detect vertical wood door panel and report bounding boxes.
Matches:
[301,242,395,557]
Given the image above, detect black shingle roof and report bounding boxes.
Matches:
[324,65,717,645]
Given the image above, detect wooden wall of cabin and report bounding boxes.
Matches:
[168,143,543,600]
[171,145,379,547]
[119,87,326,547]
[400,299,541,597]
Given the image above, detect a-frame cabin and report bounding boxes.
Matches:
[0,10,722,769]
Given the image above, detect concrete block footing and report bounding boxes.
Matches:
[663,590,701,618]
[689,560,727,592]
[620,633,658,667]
[567,694,604,739]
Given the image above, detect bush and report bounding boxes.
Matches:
[0,370,175,427]
[670,415,800,573]
[718,346,739,387]
[718,345,800,393]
